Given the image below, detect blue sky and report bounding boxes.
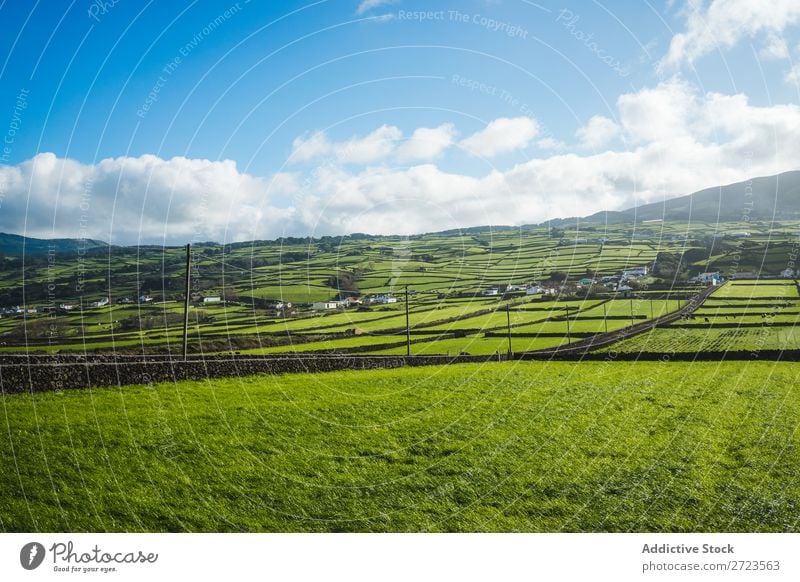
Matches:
[1,0,799,243]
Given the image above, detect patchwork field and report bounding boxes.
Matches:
[606,280,800,354]
[3,220,797,356]
[1,361,798,532]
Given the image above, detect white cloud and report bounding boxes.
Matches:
[617,79,696,142]
[290,125,402,165]
[459,117,539,158]
[355,0,397,15]
[395,123,457,161]
[338,125,402,164]
[576,116,620,149]
[786,62,800,84]
[662,0,800,69]
[760,34,789,59]
[0,153,294,244]
[290,131,331,163]
[5,84,800,243]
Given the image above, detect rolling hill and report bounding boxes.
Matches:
[0,232,108,256]
[550,170,800,226]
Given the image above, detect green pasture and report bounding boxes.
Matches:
[2,361,798,532]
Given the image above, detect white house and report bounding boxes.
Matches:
[312,301,341,310]
[91,297,109,308]
[526,286,543,295]
[370,294,397,304]
[697,272,722,285]
[202,296,221,304]
[138,295,153,303]
[481,288,500,296]
[622,266,649,278]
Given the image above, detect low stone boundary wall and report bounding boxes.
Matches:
[0,354,502,394]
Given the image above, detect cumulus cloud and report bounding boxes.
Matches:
[395,123,457,162]
[576,116,620,149]
[459,117,539,158]
[4,84,800,243]
[662,0,800,69]
[617,79,696,142]
[760,34,789,59]
[290,125,402,165]
[0,153,294,244]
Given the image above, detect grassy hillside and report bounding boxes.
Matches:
[1,219,798,355]
[1,361,798,532]
[0,232,107,255]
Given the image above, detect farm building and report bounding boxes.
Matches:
[90,298,109,308]
[781,268,796,278]
[526,286,543,295]
[202,296,222,304]
[696,272,722,284]
[481,288,500,296]
[370,295,397,304]
[312,301,341,310]
[340,297,362,307]
[622,266,648,278]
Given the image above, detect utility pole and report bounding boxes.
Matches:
[405,286,411,357]
[506,304,513,357]
[182,243,191,361]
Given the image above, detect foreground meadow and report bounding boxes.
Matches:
[1,361,798,532]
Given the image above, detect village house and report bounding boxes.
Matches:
[202,296,222,304]
[696,272,722,285]
[481,288,500,296]
[370,294,397,304]
[622,266,649,278]
[312,301,341,311]
[90,297,109,308]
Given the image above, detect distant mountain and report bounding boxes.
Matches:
[548,171,800,226]
[0,233,108,256]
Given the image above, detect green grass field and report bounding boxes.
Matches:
[608,281,800,353]
[2,361,798,532]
